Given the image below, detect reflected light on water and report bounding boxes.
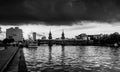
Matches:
[23,45,120,72]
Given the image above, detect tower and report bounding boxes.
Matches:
[61,30,65,40]
[48,30,52,40]
[33,32,36,41]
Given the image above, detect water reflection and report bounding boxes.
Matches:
[61,45,65,66]
[48,45,52,64]
[23,45,120,72]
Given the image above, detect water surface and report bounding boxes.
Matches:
[23,45,120,72]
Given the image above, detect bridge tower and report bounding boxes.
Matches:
[61,30,65,40]
[48,30,52,40]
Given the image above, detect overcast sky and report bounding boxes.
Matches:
[0,0,120,24]
[0,0,120,39]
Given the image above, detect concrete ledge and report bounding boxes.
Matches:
[0,47,18,72]
[18,48,28,72]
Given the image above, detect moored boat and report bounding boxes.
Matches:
[113,43,119,48]
[28,41,38,48]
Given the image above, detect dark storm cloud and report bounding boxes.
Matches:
[0,0,120,25]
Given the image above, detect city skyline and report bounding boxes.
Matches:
[0,21,120,39]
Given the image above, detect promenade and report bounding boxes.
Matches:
[0,46,18,72]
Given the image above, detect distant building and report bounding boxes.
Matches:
[41,36,46,40]
[33,32,36,41]
[87,34,104,40]
[0,27,1,33]
[75,33,88,40]
[92,34,103,39]
[6,27,23,41]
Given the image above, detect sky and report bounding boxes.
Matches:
[0,0,120,39]
[1,0,120,24]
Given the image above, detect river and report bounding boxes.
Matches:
[23,45,120,72]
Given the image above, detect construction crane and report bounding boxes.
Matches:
[28,34,32,40]
[36,32,46,39]
[28,32,46,40]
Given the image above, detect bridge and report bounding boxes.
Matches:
[37,39,93,45]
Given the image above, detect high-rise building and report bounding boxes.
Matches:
[6,27,23,41]
[33,32,36,41]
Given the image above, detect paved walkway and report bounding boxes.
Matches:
[0,46,18,72]
[6,47,20,72]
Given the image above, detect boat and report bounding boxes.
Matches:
[113,43,119,48]
[28,41,38,48]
